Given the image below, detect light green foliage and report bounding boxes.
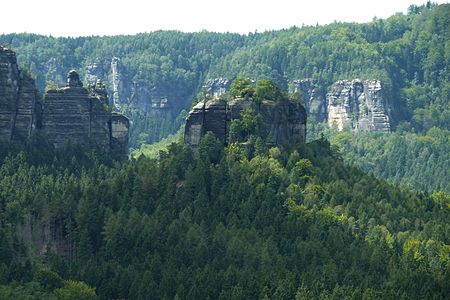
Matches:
[323,127,450,193]
[131,128,183,159]
[229,77,253,99]
[53,280,97,300]
[254,79,287,103]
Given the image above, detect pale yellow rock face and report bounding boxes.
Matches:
[326,79,391,132]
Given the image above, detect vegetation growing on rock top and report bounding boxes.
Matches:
[229,77,289,103]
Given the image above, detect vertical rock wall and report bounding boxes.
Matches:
[326,80,390,132]
[184,98,307,149]
[203,77,392,133]
[42,70,129,150]
[0,46,37,141]
[290,79,327,122]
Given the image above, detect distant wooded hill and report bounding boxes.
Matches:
[0,2,448,192]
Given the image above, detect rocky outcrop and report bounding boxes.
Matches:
[1,47,129,152]
[42,70,130,151]
[85,59,104,86]
[290,79,327,122]
[327,80,391,132]
[0,46,37,141]
[110,57,130,109]
[203,78,232,98]
[184,98,306,149]
[85,57,174,112]
[291,78,391,132]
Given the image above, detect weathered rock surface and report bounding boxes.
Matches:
[290,78,327,122]
[42,70,130,150]
[0,46,37,141]
[85,57,174,112]
[326,80,391,132]
[85,60,104,86]
[0,46,130,153]
[203,77,232,98]
[203,77,392,133]
[184,98,306,149]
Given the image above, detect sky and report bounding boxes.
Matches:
[0,0,447,37]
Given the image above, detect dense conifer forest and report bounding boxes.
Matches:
[0,2,448,299]
[0,132,448,299]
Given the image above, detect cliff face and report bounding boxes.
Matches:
[42,70,130,150]
[203,78,232,99]
[0,46,37,141]
[326,80,391,132]
[0,46,130,152]
[290,79,327,123]
[184,99,307,149]
[85,57,179,113]
[204,77,392,133]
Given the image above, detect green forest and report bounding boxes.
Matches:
[0,2,449,299]
[0,131,448,299]
[0,3,448,193]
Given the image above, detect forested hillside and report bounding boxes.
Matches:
[0,4,449,297]
[0,133,448,299]
[0,3,448,193]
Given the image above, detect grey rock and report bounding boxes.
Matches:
[66,70,83,88]
[290,78,327,122]
[85,60,104,86]
[110,57,125,109]
[184,98,306,149]
[327,79,391,132]
[42,70,130,152]
[203,77,232,98]
[0,45,37,141]
[0,47,131,155]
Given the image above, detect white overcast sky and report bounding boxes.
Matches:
[1,0,447,37]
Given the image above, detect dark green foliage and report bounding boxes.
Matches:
[0,4,448,299]
[1,3,448,141]
[254,79,287,103]
[321,127,450,193]
[229,109,265,144]
[0,135,447,299]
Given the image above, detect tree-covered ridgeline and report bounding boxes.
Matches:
[0,127,448,299]
[1,3,448,195]
[0,3,448,136]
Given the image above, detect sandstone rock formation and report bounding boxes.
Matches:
[42,70,130,150]
[85,59,104,86]
[203,77,392,133]
[326,80,391,132]
[290,79,327,122]
[85,57,175,112]
[184,98,306,149]
[0,45,37,141]
[0,46,130,153]
[203,77,232,99]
